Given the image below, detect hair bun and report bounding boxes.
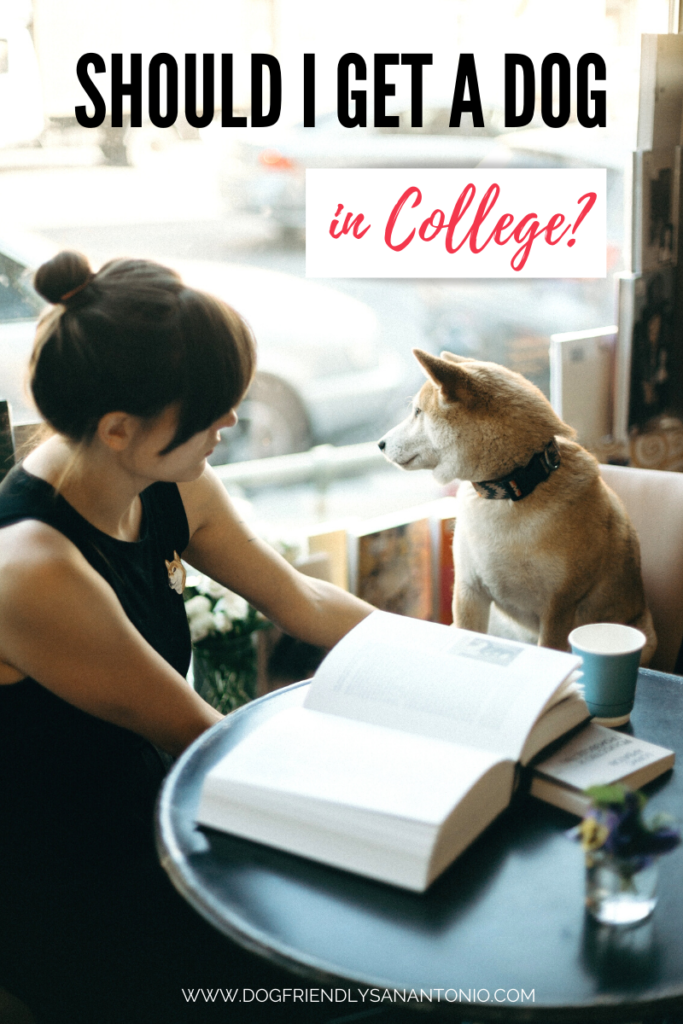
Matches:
[34,251,93,305]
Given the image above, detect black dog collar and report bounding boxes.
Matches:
[472,439,561,501]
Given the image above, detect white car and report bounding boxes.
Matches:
[209,107,511,232]
[0,238,414,462]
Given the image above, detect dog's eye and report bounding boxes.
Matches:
[413,407,422,418]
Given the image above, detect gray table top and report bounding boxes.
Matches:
[156,668,683,1022]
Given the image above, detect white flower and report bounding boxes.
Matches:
[189,609,216,643]
[213,610,234,634]
[184,595,212,619]
[214,591,249,622]
[196,575,231,600]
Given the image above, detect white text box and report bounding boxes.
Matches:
[306,168,606,278]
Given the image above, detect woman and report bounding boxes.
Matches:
[0,251,373,1023]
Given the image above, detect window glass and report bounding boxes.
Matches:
[0,253,43,320]
[0,0,671,463]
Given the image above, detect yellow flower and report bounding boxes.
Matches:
[578,817,609,852]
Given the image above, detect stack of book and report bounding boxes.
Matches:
[614,34,683,443]
[197,611,675,891]
[308,497,458,625]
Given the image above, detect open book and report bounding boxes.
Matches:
[530,723,675,817]
[196,611,587,892]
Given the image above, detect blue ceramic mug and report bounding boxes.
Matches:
[568,623,647,726]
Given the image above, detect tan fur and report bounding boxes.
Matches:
[165,550,186,595]
[379,349,657,662]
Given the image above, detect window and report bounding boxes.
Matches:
[0,254,43,321]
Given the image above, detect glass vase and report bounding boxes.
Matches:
[192,634,258,715]
[585,851,659,926]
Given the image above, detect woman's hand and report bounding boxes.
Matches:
[0,519,222,756]
[180,466,374,649]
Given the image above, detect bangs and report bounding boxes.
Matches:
[29,253,258,452]
[161,289,256,453]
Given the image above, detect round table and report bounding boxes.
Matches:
[156,668,683,1022]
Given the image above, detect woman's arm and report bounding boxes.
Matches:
[0,520,222,756]
[180,467,374,649]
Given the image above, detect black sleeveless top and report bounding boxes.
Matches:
[0,465,192,872]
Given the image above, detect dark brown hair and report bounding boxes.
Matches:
[30,251,256,452]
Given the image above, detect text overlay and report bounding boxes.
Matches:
[306,168,606,278]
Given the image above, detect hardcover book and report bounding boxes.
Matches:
[345,499,458,622]
[530,722,675,817]
[307,521,353,591]
[432,497,458,625]
[196,611,587,892]
[549,326,616,448]
[347,507,435,620]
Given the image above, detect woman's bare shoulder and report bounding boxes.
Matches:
[0,516,80,557]
[0,520,92,682]
[0,519,84,593]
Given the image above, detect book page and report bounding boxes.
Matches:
[304,611,581,761]
[519,690,589,764]
[200,707,508,829]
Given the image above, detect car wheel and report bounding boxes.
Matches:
[208,373,312,465]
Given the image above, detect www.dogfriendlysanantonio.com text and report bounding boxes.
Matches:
[180,985,537,1006]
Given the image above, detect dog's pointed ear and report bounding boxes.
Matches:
[439,350,471,365]
[413,348,476,403]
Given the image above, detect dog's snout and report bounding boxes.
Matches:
[378,439,386,451]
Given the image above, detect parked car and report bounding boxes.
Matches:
[0,237,414,462]
[209,111,628,248]
[208,106,514,233]
[0,233,50,429]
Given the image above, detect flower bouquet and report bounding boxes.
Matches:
[184,574,270,714]
[570,784,680,925]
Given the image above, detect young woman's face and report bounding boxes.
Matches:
[125,406,238,483]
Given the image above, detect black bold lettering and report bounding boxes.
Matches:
[541,53,570,128]
[221,55,247,127]
[337,53,367,128]
[401,54,432,127]
[504,54,534,127]
[185,54,214,129]
[149,53,178,128]
[374,54,399,128]
[251,54,281,127]
[577,53,606,128]
[75,52,106,127]
[303,53,315,127]
[112,53,142,128]
[449,54,484,128]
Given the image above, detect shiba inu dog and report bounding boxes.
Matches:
[379,349,657,661]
